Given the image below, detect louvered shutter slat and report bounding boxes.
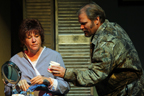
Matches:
[56,0,93,96]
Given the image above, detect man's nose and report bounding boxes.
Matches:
[80,25,84,30]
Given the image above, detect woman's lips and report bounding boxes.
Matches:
[32,44,37,47]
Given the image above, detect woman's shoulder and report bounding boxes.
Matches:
[44,47,61,55]
[11,51,24,59]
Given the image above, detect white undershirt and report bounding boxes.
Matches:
[25,46,46,75]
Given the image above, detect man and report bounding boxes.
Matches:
[51,2,144,96]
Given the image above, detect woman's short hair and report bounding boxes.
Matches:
[19,19,44,47]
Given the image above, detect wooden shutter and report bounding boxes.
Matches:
[55,0,93,96]
[23,0,54,49]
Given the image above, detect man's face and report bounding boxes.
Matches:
[78,12,98,37]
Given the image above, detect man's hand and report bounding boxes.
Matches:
[50,65,66,78]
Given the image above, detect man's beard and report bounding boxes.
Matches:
[84,21,95,37]
[90,21,95,28]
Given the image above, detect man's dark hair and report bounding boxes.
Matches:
[77,2,106,23]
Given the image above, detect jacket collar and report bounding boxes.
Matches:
[91,19,109,46]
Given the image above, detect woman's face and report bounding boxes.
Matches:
[24,30,42,53]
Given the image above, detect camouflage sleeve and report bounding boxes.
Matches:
[63,35,117,87]
[64,34,142,87]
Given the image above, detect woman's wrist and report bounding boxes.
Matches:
[48,77,54,86]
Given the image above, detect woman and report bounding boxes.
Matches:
[5,19,70,96]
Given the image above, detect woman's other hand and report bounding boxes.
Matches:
[30,75,53,86]
[18,79,30,91]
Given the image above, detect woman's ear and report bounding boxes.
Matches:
[23,45,27,51]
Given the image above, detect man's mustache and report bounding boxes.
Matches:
[83,30,88,32]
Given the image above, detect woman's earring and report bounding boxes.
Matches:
[23,45,27,51]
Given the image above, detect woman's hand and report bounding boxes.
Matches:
[30,75,53,86]
[18,79,30,91]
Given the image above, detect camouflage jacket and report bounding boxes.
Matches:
[64,19,144,96]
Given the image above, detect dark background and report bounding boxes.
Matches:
[10,0,144,68]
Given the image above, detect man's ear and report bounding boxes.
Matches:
[94,16,100,25]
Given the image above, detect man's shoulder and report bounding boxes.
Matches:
[101,21,127,39]
[92,22,126,46]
